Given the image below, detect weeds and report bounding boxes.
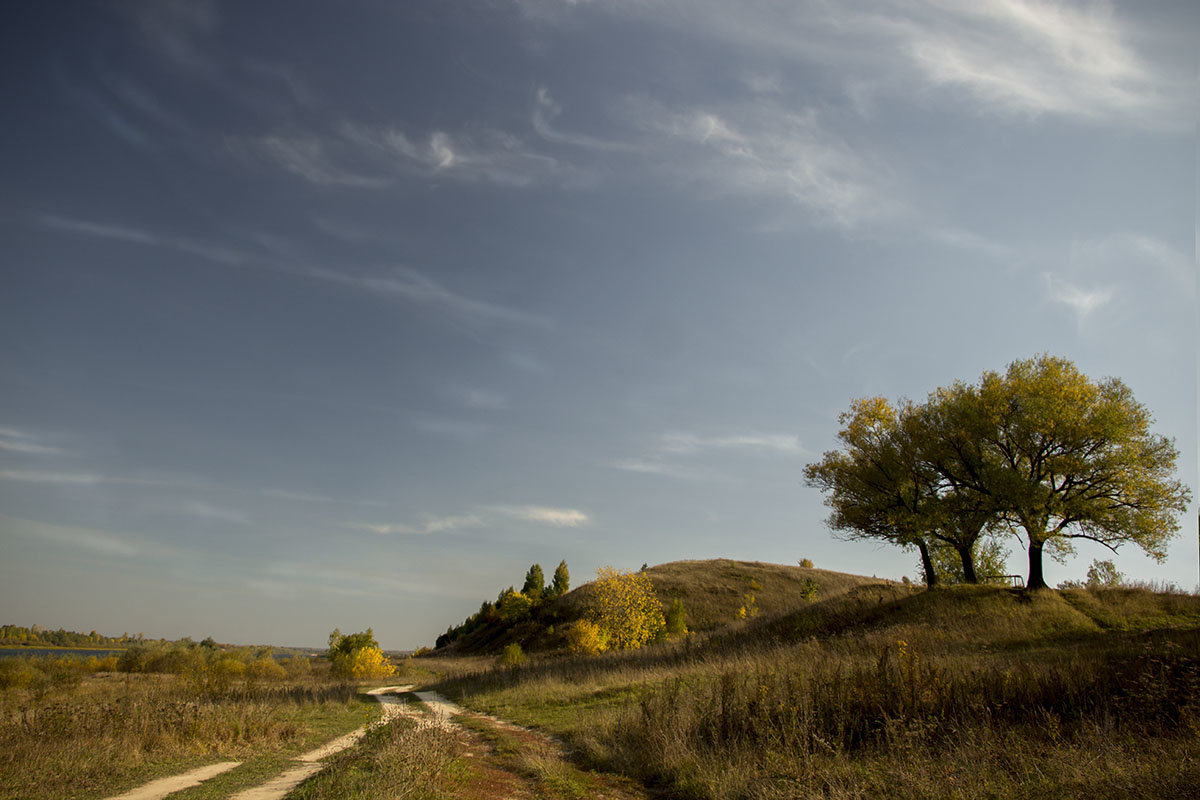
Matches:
[433,583,1200,799]
[0,672,371,800]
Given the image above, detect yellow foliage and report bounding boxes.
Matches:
[347,645,396,680]
[590,566,665,650]
[245,657,287,682]
[566,619,608,654]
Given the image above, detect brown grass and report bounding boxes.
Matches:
[430,583,1200,799]
[0,672,374,800]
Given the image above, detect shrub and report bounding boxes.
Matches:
[498,643,527,670]
[245,657,287,683]
[1086,559,1125,588]
[496,589,534,622]
[665,599,688,637]
[346,646,396,680]
[799,558,814,568]
[591,566,666,650]
[799,577,819,601]
[566,619,608,655]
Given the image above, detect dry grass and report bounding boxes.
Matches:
[431,583,1200,799]
[445,558,890,655]
[0,672,374,800]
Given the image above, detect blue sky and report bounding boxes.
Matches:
[1,1,1196,649]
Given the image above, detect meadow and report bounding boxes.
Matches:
[0,646,379,800]
[430,581,1200,799]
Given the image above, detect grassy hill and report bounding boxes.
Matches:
[438,559,890,655]
[424,569,1200,799]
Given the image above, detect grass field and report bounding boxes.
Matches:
[0,671,378,800]
[428,567,1200,800]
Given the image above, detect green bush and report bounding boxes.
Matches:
[498,643,527,670]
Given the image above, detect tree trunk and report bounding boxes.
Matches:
[956,543,978,583]
[917,539,938,588]
[1026,540,1047,589]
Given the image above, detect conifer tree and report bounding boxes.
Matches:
[522,564,545,599]
[551,560,570,597]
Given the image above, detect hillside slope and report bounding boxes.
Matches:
[440,559,891,655]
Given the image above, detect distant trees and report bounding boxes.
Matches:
[806,355,1191,590]
[328,628,395,680]
[434,559,572,650]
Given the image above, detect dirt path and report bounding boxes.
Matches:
[102,685,413,800]
[105,762,243,800]
[411,690,650,800]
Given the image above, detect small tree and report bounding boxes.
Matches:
[1085,559,1125,588]
[590,566,665,650]
[328,628,394,679]
[522,564,545,600]
[550,560,570,598]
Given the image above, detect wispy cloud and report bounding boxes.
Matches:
[1044,273,1114,323]
[456,387,509,410]
[346,504,590,536]
[608,458,710,481]
[896,0,1172,125]
[309,265,552,329]
[0,469,134,486]
[532,87,635,152]
[609,430,802,481]
[0,467,381,509]
[248,135,389,188]
[36,215,551,330]
[533,0,1185,131]
[38,214,247,265]
[656,432,803,456]
[411,417,490,439]
[238,121,565,190]
[3,516,156,558]
[492,505,590,527]
[339,123,562,187]
[0,427,65,456]
[181,502,249,525]
[343,513,486,536]
[627,99,894,228]
[125,0,220,74]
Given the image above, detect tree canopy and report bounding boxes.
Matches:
[806,355,1190,589]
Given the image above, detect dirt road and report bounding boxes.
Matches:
[103,685,412,800]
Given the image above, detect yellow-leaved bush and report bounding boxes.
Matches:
[590,566,665,650]
[345,645,395,679]
[566,618,608,654]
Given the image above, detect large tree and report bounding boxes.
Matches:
[970,355,1190,589]
[808,355,1191,591]
[804,397,946,586]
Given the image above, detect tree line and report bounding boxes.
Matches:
[805,355,1191,589]
[435,560,570,649]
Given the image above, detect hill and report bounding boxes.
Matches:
[435,559,891,655]
[427,578,1200,799]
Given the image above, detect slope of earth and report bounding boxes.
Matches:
[442,558,891,655]
[427,583,1200,800]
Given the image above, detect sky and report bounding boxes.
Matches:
[1,0,1196,649]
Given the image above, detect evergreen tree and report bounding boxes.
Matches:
[522,564,545,599]
[551,560,570,597]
